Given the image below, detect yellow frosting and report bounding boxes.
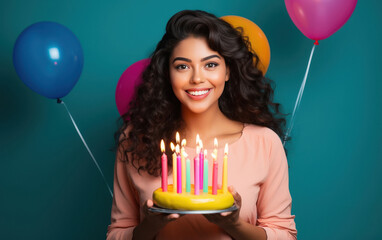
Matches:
[153,184,234,210]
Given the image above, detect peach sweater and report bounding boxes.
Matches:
[107,125,297,239]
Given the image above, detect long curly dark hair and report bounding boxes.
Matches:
[115,10,287,176]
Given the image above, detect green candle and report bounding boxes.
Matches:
[203,150,208,193]
[186,158,191,193]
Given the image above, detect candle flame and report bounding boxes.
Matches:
[204,149,207,156]
[196,134,200,145]
[199,140,203,149]
[176,132,180,144]
[170,142,175,152]
[214,138,218,148]
[181,139,186,147]
[175,144,180,154]
[183,151,188,158]
[160,139,165,152]
[196,145,200,155]
[224,143,228,155]
[211,152,216,161]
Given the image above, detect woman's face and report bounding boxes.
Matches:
[169,37,229,115]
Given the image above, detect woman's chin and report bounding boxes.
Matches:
[182,103,218,115]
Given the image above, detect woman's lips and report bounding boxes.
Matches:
[185,88,211,100]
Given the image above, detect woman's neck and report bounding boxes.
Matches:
[180,104,243,149]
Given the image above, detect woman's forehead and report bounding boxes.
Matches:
[170,37,222,61]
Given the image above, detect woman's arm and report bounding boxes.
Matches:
[132,199,180,240]
[106,148,140,240]
[256,131,297,240]
[204,130,297,240]
[107,133,181,240]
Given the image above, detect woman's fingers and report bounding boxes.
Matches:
[147,199,154,208]
[220,211,232,216]
[228,186,242,208]
[143,199,181,223]
[167,214,180,220]
[142,200,149,214]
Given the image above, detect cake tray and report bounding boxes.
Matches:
[148,204,238,214]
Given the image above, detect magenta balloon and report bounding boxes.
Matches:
[115,58,150,116]
[285,0,357,41]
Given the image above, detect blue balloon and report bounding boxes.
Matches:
[13,22,84,99]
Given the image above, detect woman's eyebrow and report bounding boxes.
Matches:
[172,54,221,63]
[201,54,221,62]
[172,57,191,63]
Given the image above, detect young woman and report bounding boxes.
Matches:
[107,10,297,240]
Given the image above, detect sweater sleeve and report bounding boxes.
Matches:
[106,152,140,240]
[256,131,297,240]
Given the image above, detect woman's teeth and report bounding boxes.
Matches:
[187,90,210,96]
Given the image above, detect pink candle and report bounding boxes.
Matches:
[199,140,204,190]
[194,155,200,195]
[160,140,167,192]
[176,145,182,194]
[212,153,218,195]
[170,143,177,193]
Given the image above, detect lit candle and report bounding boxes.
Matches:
[211,152,218,195]
[199,140,204,190]
[170,142,177,193]
[186,158,191,193]
[160,139,167,192]
[222,143,228,193]
[194,145,200,195]
[214,138,218,161]
[181,139,186,192]
[203,149,208,193]
[176,132,180,145]
[176,144,182,194]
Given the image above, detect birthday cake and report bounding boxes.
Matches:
[156,133,233,211]
[153,184,234,210]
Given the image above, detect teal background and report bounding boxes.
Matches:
[1,0,381,239]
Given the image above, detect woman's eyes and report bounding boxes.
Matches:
[205,62,218,68]
[175,64,189,70]
[174,62,219,70]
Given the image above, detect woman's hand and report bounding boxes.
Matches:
[132,199,181,239]
[142,199,181,227]
[203,186,242,229]
[204,186,267,240]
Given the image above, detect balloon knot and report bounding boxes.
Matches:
[57,98,62,104]
[314,40,319,45]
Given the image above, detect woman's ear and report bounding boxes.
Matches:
[225,67,230,82]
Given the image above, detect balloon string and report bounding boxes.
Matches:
[283,44,316,146]
[58,99,113,198]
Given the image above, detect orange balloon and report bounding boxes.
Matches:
[221,15,270,75]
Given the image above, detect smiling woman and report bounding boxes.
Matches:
[108,10,296,240]
[169,37,229,115]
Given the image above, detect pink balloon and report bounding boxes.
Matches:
[285,0,357,41]
[115,58,150,116]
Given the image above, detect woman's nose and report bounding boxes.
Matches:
[190,68,204,84]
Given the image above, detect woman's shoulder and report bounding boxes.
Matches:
[241,125,285,160]
[243,124,282,144]
[116,124,133,159]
